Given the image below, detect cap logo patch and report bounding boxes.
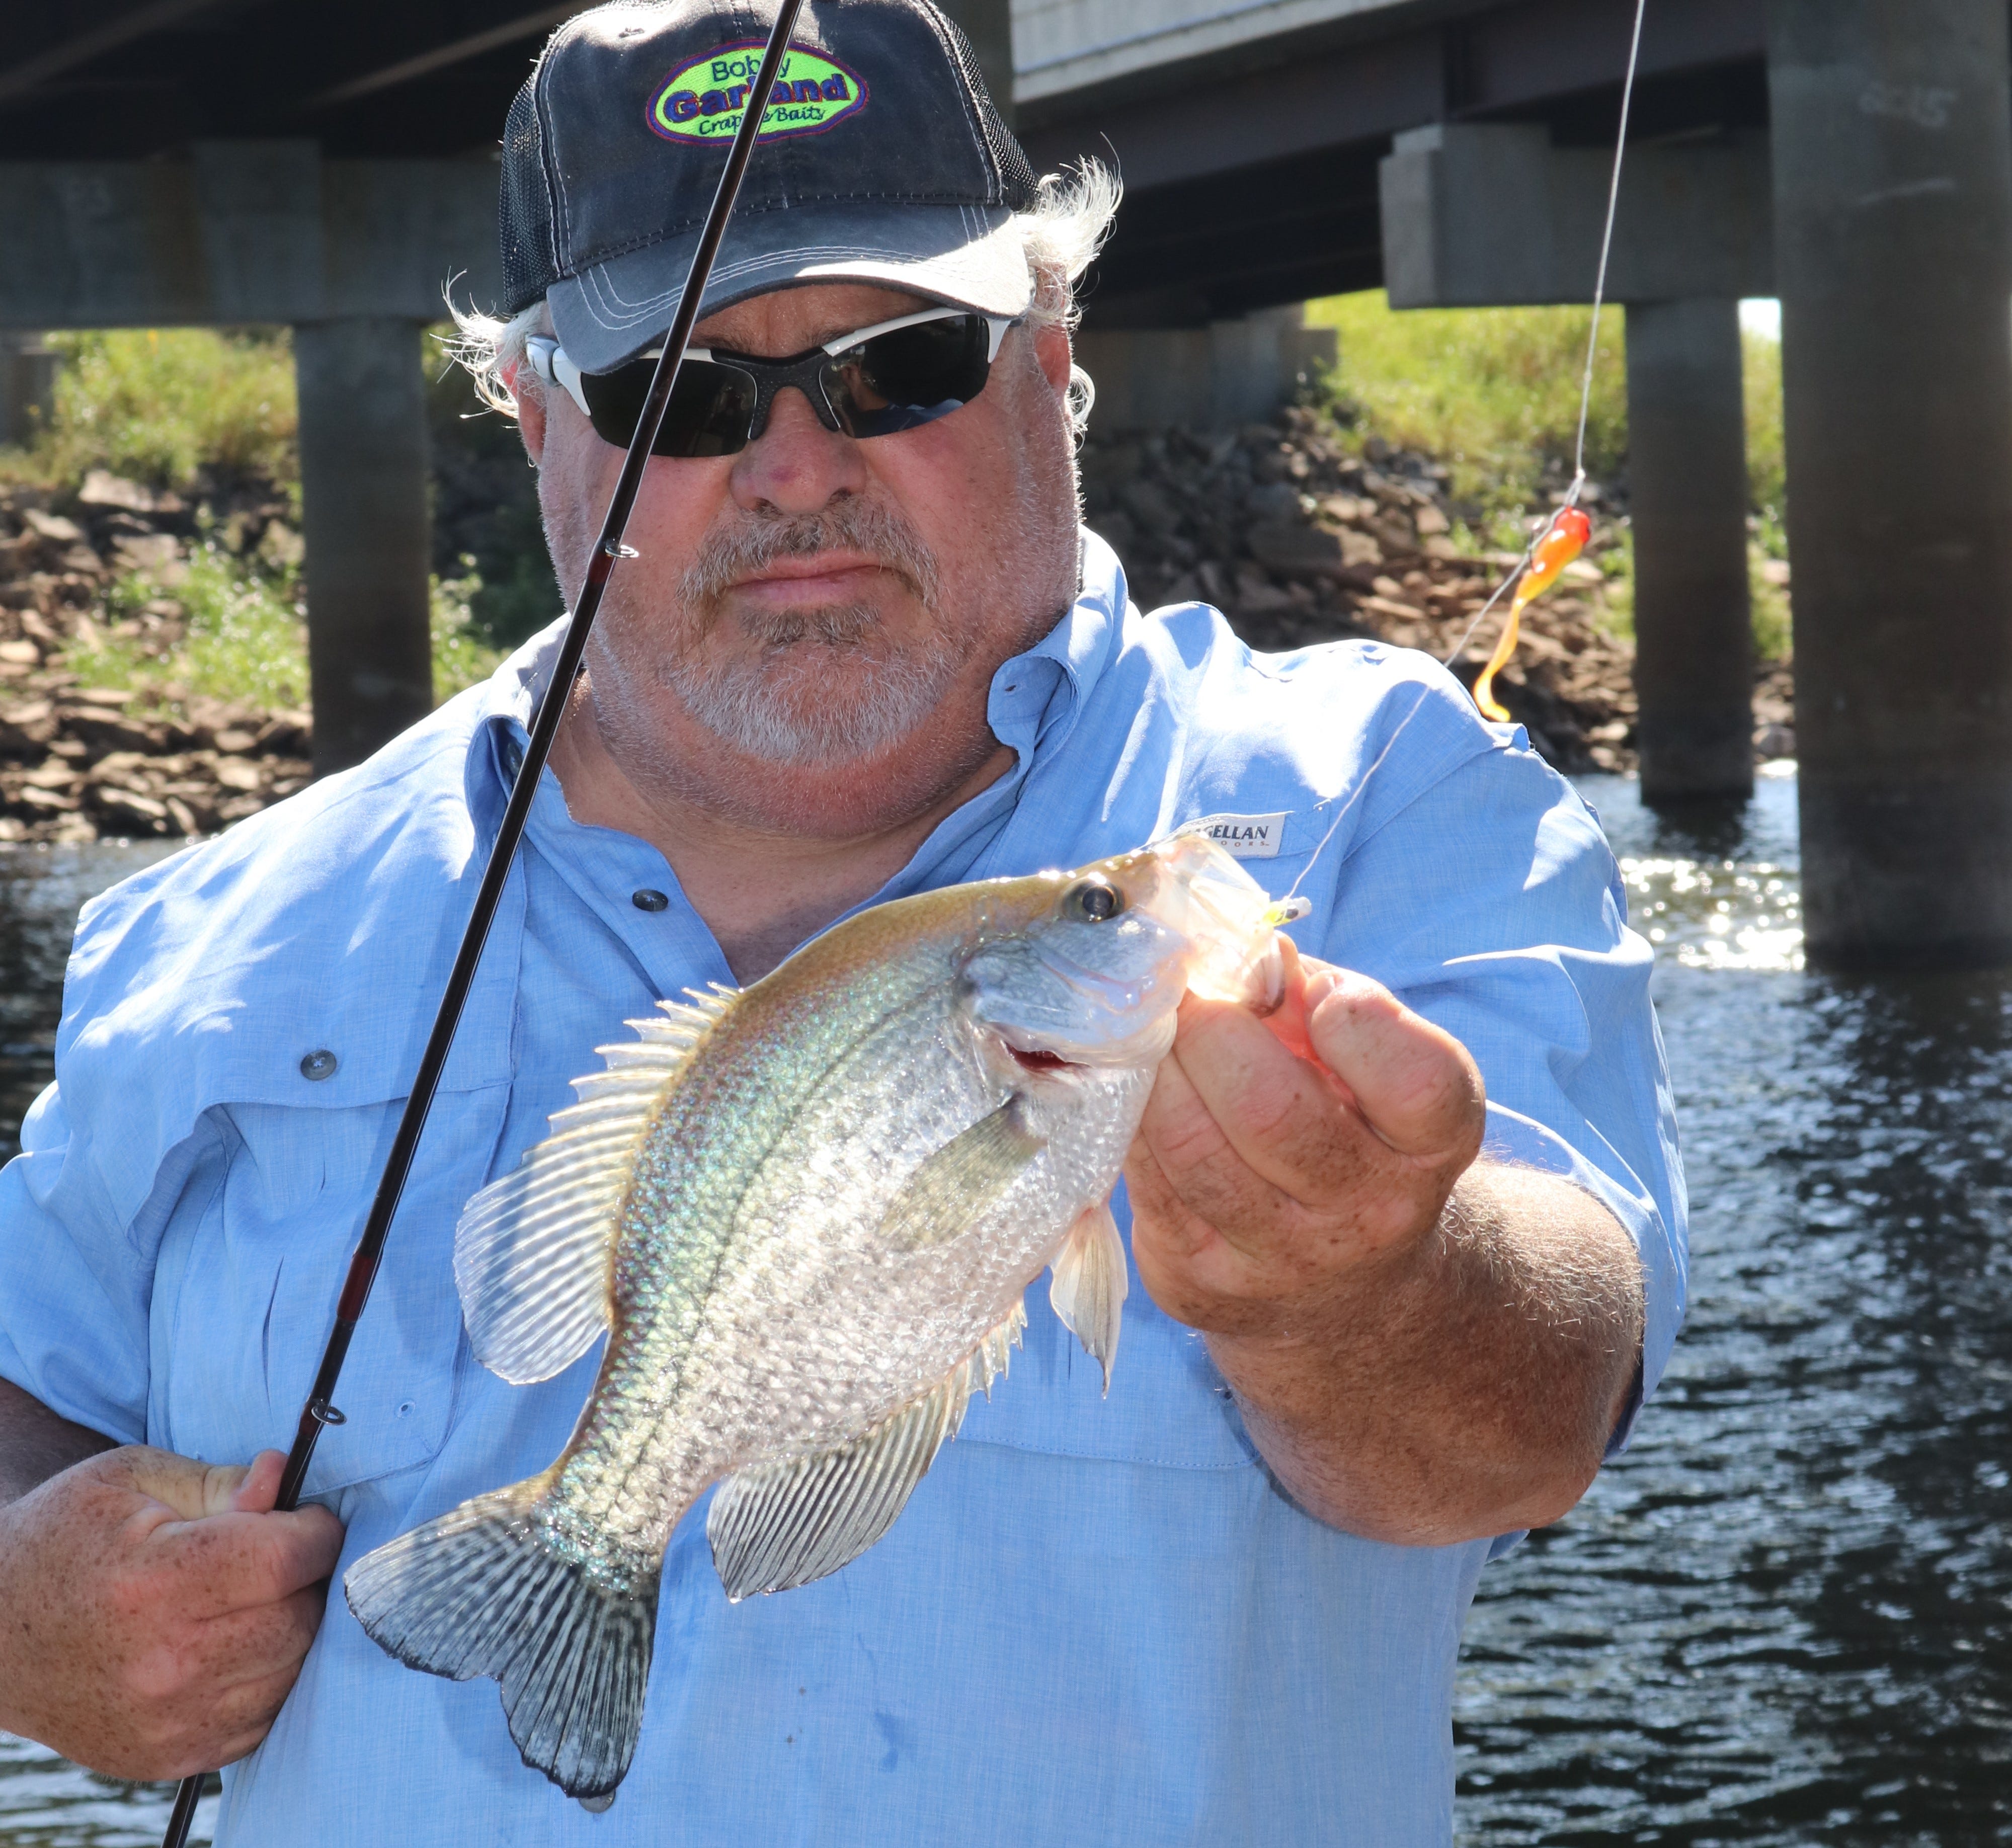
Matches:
[649,42,868,144]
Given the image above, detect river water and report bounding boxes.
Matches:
[1,773,2007,1845]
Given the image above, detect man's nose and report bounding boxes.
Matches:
[729,384,867,515]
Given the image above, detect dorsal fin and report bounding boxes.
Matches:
[454,990,738,1384]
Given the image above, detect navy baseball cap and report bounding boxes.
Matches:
[500,0,1040,373]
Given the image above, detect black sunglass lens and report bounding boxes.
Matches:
[823,315,993,439]
[580,359,758,458]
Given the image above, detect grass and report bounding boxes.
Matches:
[3,327,515,708]
[1307,290,1793,658]
[27,330,299,497]
[1306,293,1629,517]
[72,548,310,708]
[69,551,503,710]
[431,566,508,699]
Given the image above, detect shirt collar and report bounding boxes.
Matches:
[462,524,1132,857]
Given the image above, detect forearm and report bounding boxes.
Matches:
[1205,1162,1644,1548]
[0,1376,115,1509]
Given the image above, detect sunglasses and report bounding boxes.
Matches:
[525,306,1020,459]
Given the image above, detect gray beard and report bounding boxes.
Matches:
[657,501,957,766]
[661,605,959,764]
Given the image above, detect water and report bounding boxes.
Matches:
[2,780,2008,1844]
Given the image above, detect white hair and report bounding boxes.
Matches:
[449,157,1120,438]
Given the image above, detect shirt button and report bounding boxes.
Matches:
[504,741,525,777]
[632,889,670,913]
[300,1050,339,1081]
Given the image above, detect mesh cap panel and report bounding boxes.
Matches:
[500,77,558,317]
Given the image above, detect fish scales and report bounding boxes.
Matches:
[346,834,1290,1806]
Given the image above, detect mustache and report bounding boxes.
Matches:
[677,499,941,619]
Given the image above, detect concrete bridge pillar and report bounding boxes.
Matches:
[293,316,435,776]
[1626,298,1755,802]
[1076,307,1335,431]
[0,334,57,448]
[1768,0,2012,968]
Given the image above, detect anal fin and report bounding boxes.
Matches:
[707,1302,1027,1601]
[1049,1198,1128,1394]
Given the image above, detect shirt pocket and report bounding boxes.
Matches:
[153,1084,509,1500]
[956,1185,1259,1473]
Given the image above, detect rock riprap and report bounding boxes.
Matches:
[1082,405,1794,777]
[0,474,310,843]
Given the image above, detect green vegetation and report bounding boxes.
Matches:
[1307,290,1793,659]
[2,327,519,709]
[431,566,509,698]
[1306,292,1628,518]
[72,548,310,708]
[65,547,499,711]
[32,329,300,497]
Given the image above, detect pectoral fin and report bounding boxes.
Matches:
[1049,1199,1128,1394]
[877,1094,1045,1251]
[707,1302,1027,1601]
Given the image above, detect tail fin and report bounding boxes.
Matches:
[344,1485,659,1806]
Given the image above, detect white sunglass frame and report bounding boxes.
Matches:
[524,304,1019,425]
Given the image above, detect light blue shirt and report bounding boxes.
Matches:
[0,534,1684,1846]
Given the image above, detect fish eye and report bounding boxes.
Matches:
[1063,879,1123,924]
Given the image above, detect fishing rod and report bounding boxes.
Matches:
[156,4,808,1842]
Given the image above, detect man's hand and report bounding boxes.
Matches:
[1125,945,1644,1547]
[0,1444,345,1779]
[1128,941,1486,1336]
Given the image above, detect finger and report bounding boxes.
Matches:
[155,1502,346,1616]
[109,1447,255,1524]
[163,1666,315,1779]
[1137,1014,1305,1239]
[1303,970,1485,1163]
[1164,994,1390,1207]
[188,1581,331,1693]
[1123,1136,1300,1328]
[228,1451,286,1515]
[205,1661,315,1767]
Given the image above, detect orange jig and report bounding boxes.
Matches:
[1471,507,1593,722]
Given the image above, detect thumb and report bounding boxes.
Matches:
[227,1450,288,1515]
[1304,968,1484,1163]
[112,1445,282,1522]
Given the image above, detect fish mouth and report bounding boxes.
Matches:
[1005,1046,1081,1074]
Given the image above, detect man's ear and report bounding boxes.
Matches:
[510,361,548,465]
[1032,322,1074,399]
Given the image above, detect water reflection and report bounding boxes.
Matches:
[1460,774,2012,1844]
[3,787,2010,1844]
[0,843,201,1846]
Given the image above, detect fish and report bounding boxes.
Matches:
[343,831,1293,1807]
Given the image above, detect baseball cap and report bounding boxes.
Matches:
[500,0,1040,374]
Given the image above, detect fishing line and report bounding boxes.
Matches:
[154,6,807,1844]
[1272,0,1650,918]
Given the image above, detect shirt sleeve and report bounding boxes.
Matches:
[0,1079,222,1444]
[1312,724,1688,1461]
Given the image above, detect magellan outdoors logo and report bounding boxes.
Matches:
[1178,812,1291,860]
[649,41,867,143]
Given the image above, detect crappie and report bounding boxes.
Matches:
[345,832,1289,1804]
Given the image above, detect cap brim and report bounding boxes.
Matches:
[548,203,1033,373]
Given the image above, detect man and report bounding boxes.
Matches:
[0,2,1683,1840]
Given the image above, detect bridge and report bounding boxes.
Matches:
[0,0,2004,969]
